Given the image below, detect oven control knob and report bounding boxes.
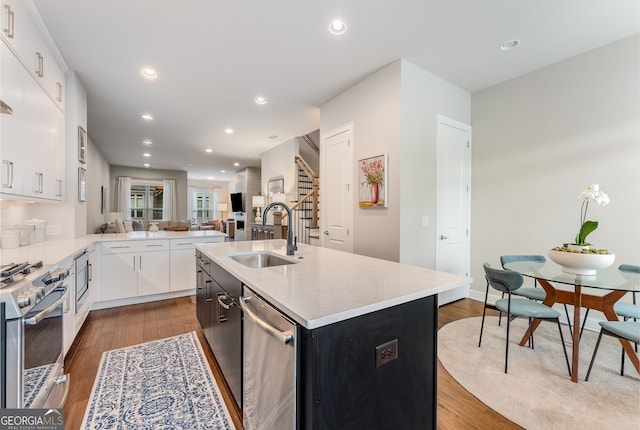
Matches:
[36,286,46,298]
[26,288,39,305]
[17,294,30,307]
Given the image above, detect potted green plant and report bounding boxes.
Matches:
[549,184,615,275]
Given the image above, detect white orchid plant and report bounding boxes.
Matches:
[574,184,609,246]
[553,184,611,254]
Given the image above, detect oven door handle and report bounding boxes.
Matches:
[24,287,68,326]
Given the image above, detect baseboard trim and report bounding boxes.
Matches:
[92,290,194,310]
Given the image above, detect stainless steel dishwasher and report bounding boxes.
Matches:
[240,286,298,430]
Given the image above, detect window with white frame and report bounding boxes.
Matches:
[189,188,220,224]
[130,182,164,221]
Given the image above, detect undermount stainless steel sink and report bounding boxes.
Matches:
[229,252,297,268]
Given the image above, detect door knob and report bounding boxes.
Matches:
[440,235,449,240]
[324,230,329,236]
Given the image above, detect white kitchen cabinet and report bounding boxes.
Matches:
[1,0,35,64]
[101,240,170,301]
[1,40,26,196]
[1,0,65,111]
[1,39,64,201]
[170,236,225,292]
[46,100,64,199]
[100,252,137,301]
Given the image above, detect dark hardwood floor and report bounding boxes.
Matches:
[63,296,521,429]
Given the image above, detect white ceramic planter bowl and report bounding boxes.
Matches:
[548,249,615,276]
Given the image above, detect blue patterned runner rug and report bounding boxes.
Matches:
[81,331,235,429]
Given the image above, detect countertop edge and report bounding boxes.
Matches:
[1,230,227,266]
[197,240,472,329]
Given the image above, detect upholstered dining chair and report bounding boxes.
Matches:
[479,263,572,375]
[614,264,640,321]
[585,320,640,381]
[500,255,574,335]
[577,263,640,342]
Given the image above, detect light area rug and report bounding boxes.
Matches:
[81,332,235,429]
[438,316,639,430]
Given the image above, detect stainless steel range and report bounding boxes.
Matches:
[0,260,70,409]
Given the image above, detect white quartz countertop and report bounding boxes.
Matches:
[196,240,471,329]
[0,230,226,266]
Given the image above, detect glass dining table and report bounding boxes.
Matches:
[503,259,639,383]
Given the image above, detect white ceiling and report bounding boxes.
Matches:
[32,0,639,181]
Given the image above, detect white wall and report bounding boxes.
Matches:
[86,136,110,233]
[320,60,471,263]
[399,60,471,268]
[470,35,640,299]
[260,138,298,198]
[321,61,402,261]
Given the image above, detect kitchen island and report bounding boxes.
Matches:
[196,239,471,429]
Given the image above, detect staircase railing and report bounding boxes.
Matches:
[283,156,319,245]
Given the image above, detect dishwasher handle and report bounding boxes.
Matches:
[239,296,294,345]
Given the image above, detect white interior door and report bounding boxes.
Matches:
[436,115,471,304]
[321,123,353,252]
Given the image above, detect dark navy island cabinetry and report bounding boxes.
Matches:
[299,295,438,429]
[196,251,242,408]
[196,245,441,429]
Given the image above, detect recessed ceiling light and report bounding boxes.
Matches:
[254,96,267,105]
[140,68,157,79]
[207,176,214,180]
[143,163,151,168]
[142,139,152,146]
[205,148,213,153]
[142,113,154,120]
[143,153,151,157]
[499,39,521,51]
[225,128,234,134]
[329,19,347,35]
[233,162,239,167]
[220,170,226,174]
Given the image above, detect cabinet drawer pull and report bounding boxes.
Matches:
[177,242,193,246]
[217,293,230,322]
[35,53,44,78]
[3,5,14,39]
[56,82,63,102]
[109,245,130,249]
[145,244,164,247]
[34,172,44,194]
[2,160,14,188]
[217,293,232,310]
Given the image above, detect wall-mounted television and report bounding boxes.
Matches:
[230,192,244,213]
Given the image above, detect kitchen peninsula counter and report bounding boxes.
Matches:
[196,239,470,329]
